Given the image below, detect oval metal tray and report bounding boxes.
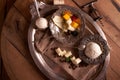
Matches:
[28,4,110,80]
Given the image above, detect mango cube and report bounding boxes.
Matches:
[74,18,81,24]
[63,14,71,20]
[71,21,79,29]
[63,10,72,16]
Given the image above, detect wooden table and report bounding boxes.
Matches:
[1,0,120,80]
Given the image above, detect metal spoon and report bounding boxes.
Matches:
[34,0,48,29]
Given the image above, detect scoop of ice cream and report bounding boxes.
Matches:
[35,17,48,29]
[85,42,102,59]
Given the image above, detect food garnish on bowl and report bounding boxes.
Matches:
[52,10,81,33]
[49,7,85,45]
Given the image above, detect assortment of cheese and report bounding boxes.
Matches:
[53,10,81,32]
[55,48,82,65]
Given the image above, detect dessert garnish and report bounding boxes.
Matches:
[52,10,81,35]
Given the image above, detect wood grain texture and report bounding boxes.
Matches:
[1,6,48,80]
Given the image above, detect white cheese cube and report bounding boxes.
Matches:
[68,25,75,31]
[70,56,76,61]
[65,51,72,58]
[54,0,64,5]
[66,19,72,24]
[72,58,81,65]
[55,48,62,56]
[60,50,67,57]
[66,19,75,31]
[55,48,67,57]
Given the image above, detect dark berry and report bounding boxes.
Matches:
[71,31,78,36]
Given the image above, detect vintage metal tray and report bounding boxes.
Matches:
[28,2,110,80]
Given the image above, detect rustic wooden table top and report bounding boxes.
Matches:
[0,0,120,80]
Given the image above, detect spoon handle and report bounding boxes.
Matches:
[34,0,40,17]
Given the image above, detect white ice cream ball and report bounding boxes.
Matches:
[35,17,48,29]
[85,42,102,59]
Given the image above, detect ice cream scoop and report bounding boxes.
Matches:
[35,17,48,29]
[85,42,102,59]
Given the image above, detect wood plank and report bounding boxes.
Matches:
[93,0,120,79]
[1,65,10,80]
[105,34,120,80]
[0,0,6,58]
[0,0,6,29]
[14,0,34,22]
[1,34,47,80]
[95,0,120,31]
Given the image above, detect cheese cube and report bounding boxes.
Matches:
[55,48,62,56]
[72,58,81,65]
[55,48,68,57]
[68,25,75,31]
[66,19,72,24]
[70,56,76,61]
[65,51,72,58]
[66,19,76,31]
[61,50,67,56]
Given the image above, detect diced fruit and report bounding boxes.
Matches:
[63,14,71,20]
[71,15,77,21]
[74,18,81,24]
[71,21,79,29]
[63,10,72,16]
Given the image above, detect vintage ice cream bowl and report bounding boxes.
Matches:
[78,34,110,64]
[49,6,85,46]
